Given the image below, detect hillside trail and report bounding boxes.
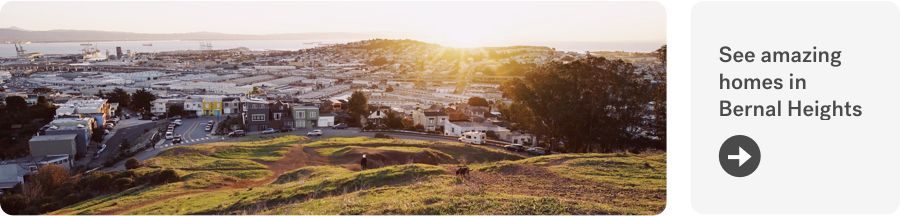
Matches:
[98,139,325,215]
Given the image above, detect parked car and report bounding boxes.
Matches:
[173,135,182,144]
[110,117,120,122]
[93,152,101,159]
[174,119,182,126]
[98,144,107,153]
[106,123,115,128]
[124,114,131,119]
[151,116,158,121]
[458,131,486,145]
[103,129,110,135]
[207,120,215,125]
[307,130,323,136]
[277,126,293,133]
[205,125,212,131]
[332,123,348,129]
[172,115,182,119]
[165,132,174,140]
[504,144,527,152]
[262,128,276,134]
[187,113,199,119]
[228,130,246,137]
[526,147,553,156]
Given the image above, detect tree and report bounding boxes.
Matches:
[106,87,131,109]
[385,85,394,92]
[32,164,70,196]
[167,104,184,117]
[467,97,489,107]
[125,158,141,170]
[248,86,263,97]
[32,87,54,94]
[346,90,369,126]
[502,56,651,153]
[382,110,404,129]
[130,88,156,113]
[648,45,667,147]
[5,96,26,111]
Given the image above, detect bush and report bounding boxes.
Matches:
[406,126,417,131]
[0,194,29,215]
[415,123,425,131]
[104,160,116,168]
[486,130,498,139]
[374,133,389,138]
[124,158,141,170]
[112,178,135,191]
[154,169,180,184]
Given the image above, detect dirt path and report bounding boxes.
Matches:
[98,139,325,215]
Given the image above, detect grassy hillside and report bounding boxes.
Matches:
[47,136,666,215]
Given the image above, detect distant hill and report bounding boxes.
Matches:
[0,27,416,42]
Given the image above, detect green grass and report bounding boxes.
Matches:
[305,137,523,163]
[212,170,273,180]
[208,135,306,162]
[472,153,666,190]
[274,166,353,184]
[144,153,266,170]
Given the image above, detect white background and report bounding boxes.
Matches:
[691,1,900,214]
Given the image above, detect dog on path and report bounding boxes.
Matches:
[455,167,471,178]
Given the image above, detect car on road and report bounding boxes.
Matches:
[172,115,182,119]
[103,129,110,135]
[458,131,486,145]
[173,135,182,144]
[307,129,323,136]
[228,130,246,137]
[187,113,198,119]
[207,120,215,125]
[106,123,115,128]
[526,147,553,156]
[277,126,293,133]
[110,117,120,122]
[98,144,106,153]
[332,123,348,129]
[93,152,101,159]
[124,114,131,119]
[205,125,212,131]
[165,132,174,140]
[504,144,527,152]
[262,128,276,134]
[151,116,158,121]
[174,119,182,126]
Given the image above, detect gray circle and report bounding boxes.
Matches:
[719,135,761,177]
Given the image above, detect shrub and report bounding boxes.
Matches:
[154,169,180,184]
[0,194,29,215]
[415,123,425,131]
[125,158,141,170]
[486,130,498,139]
[112,178,135,191]
[406,126,417,131]
[104,160,116,168]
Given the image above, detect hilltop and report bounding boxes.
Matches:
[42,135,665,215]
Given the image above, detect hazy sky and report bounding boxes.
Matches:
[0,1,665,47]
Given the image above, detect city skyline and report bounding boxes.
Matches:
[0,1,666,48]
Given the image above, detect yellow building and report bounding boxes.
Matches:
[202,97,223,116]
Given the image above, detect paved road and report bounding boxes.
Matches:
[92,119,156,162]
[168,116,222,144]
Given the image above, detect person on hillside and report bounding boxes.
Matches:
[360,154,368,170]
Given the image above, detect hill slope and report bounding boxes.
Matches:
[48,136,666,215]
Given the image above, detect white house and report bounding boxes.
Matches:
[318,113,335,127]
[151,99,168,116]
[444,121,489,137]
[184,98,203,115]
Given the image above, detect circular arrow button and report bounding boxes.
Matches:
[719,135,761,177]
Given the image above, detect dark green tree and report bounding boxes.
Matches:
[346,90,369,126]
[130,88,156,113]
[4,96,26,111]
[385,85,394,92]
[167,104,185,117]
[32,87,55,94]
[467,97,489,107]
[502,56,651,153]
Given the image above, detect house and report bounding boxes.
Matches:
[0,155,71,191]
[150,99,168,116]
[108,102,119,116]
[324,99,343,111]
[413,110,449,131]
[222,97,242,116]
[242,99,269,132]
[444,121,489,137]
[40,117,95,156]
[29,134,78,159]
[366,110,388,126]
[166,99,185,115]
[202,97,222,116]
[318,112,335,128]
[184,98,204,115]
[56,98,111,127]
[292,104,319,129]
[463,106,489,118]
[269,100,292,128]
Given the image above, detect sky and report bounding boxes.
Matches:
[0,1,666,48]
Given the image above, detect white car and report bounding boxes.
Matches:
[165,132,174,140]
[174,119,182,126]
[307,130,323,136]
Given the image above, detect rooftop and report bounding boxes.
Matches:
[29,133,77,142]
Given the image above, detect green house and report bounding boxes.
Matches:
[292,104,320,129]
